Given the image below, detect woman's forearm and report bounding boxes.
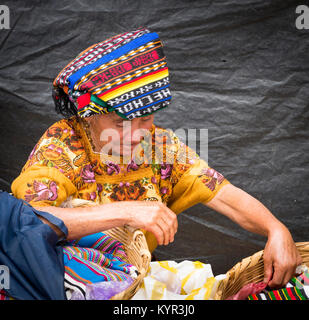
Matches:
[33,202,128,240]
[205,183,287,237]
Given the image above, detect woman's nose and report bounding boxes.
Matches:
[123,119,149,144]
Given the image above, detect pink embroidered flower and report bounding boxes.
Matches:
[118,182,130,188]
[160,164,173,180]
[80,164,95,183]
[106,161,121,175]
[199,167,225,191]
[160,187,168,194]
[97,183,103,193]
[56,147,63,154]
[127,159,139,172]
[151,176,157,184]
[24,180,58,203]
[201,167,225,184]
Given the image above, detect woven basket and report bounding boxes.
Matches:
[105,226,151,300]
[60,198,151,300]
[214,241,309,300]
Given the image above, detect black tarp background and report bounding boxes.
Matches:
[0,0,308,275]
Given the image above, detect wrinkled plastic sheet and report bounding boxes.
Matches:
[0,0,308,275]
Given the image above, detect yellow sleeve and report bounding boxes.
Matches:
[11,165,77,207]
[11,118,95,207]
[166,136,230,215]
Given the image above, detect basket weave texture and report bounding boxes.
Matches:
[214,241,309,300]
[104,226,151,300]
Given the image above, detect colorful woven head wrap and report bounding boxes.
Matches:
[52,27,171,120]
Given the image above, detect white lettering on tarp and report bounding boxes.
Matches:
[0,5,10,29]
[296,5,309,29]
[0,265,9,290]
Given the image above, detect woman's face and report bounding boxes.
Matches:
[85,112,154,156]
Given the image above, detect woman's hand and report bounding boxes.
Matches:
[263,226,302,288]
[124,201,178,246]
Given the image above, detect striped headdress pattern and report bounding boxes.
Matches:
[52,27,171,120]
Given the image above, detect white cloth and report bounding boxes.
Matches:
[131,260,226,300]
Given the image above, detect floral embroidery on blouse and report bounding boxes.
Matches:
[24,179,58,203]
[109,180,147,201]
[12,116,229,210]
[198,167,225,191]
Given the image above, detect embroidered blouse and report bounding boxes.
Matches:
[11,116,230,252]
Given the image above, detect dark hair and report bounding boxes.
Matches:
[52,87,78,118]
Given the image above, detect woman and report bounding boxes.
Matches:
[11,27,301,292]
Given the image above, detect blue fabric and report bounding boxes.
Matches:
[67,32,159,89]
[0,191,68,300]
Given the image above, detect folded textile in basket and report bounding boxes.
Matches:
[131,260,226,300]
[63,232,138,300]
[226,266,309,300]
[226,282,268,300]
[248,268,309,300]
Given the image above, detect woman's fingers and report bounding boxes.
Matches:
[125,201,178,246]
[165,207,178,235]
[268,265,285,288]
[158,216,175,245]
[263,255,273,284]
[150,224,165,246]
[159,206,178,245]
[149,214,176,245]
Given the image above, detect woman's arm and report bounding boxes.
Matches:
[34,201,178,246]
[204,183,302,288]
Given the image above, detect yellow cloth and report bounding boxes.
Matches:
[131,260,226,300]
[11,116,230,252]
